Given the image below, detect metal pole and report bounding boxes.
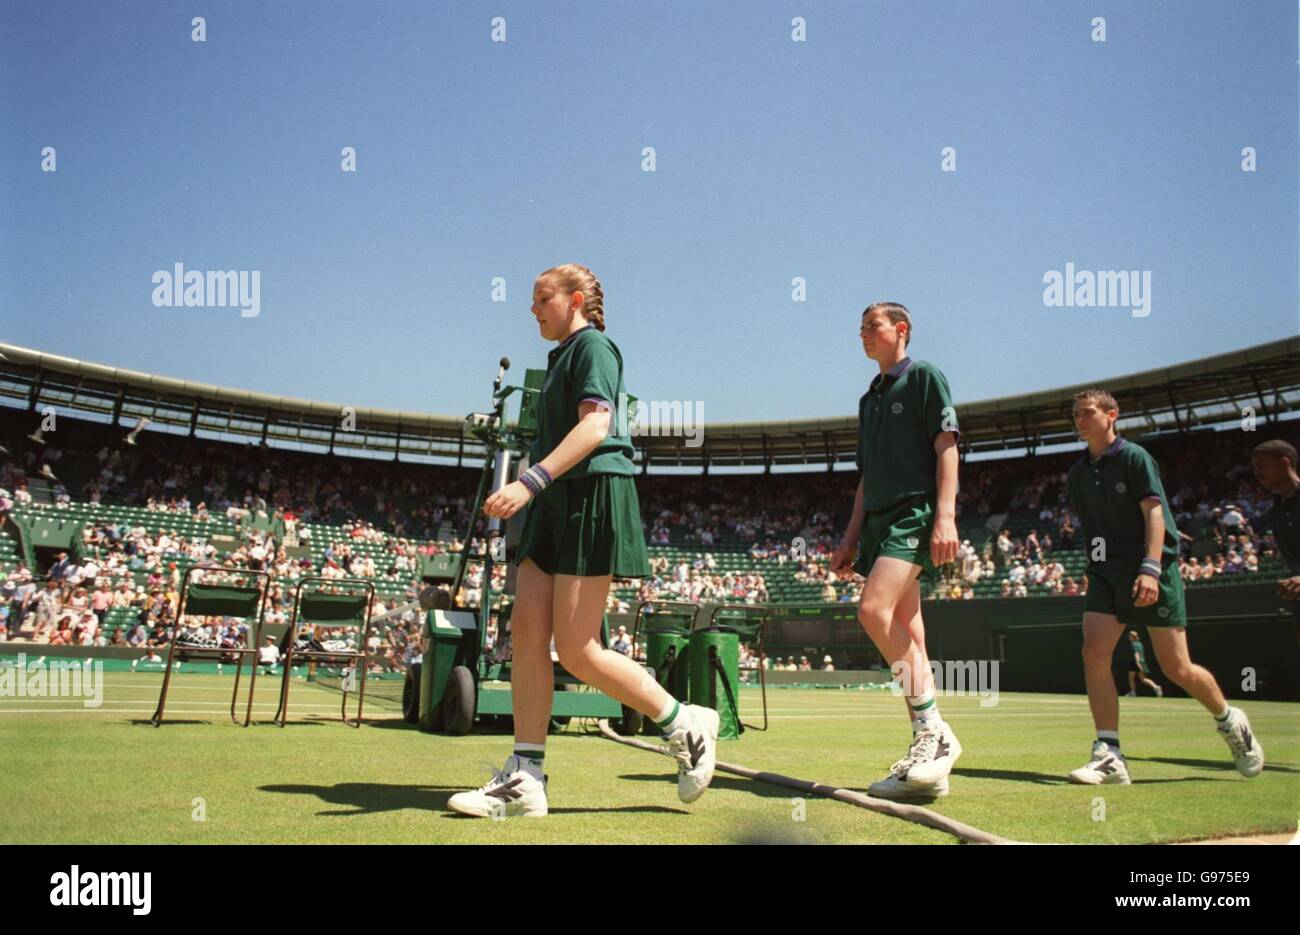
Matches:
[482,447,512,646]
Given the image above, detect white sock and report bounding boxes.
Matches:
[907,691,942,731]
[655,699,690,733]
[511,744,545,779]
[1213,705,1233,728]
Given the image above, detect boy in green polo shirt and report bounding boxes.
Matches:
[1066,389,1263,785]
[1250,438,1300,636]
[830,302,963,799]
[448,264,718,819]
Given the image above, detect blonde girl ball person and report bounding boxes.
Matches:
[447,264,720,818]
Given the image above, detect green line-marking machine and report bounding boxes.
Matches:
[401,357,642,735]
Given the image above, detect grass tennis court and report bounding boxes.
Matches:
[2,668,1296,844]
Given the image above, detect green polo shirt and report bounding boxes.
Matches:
[1263,489,1300,574]
[856,358,959,512]
[1131,639,1147,666]
[529,325,636,479]
[1066,437,1179,567]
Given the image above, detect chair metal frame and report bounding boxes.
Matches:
[274,576,376,727]
[150,566,272,727]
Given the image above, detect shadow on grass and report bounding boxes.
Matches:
[261,781,467,815]
[1126,755,1300,774]
[130,718,251,727]
[362,719,432,731]
[948,766,1237,786]
[360,717,520,733]
[475,806,686,817]
[131,718,334,728]
[261,781,688,817]
[616,772,805,800]
[948,767,1066,785]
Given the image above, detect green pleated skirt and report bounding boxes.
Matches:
[516,474,651,578]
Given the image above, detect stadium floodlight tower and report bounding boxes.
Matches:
[402,358,641,736]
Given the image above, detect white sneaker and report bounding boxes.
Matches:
[1153,685,1164,697]
[662,705,720,804]
[447,756,548,818]
[867,768,951,800]
[903,722,962,784]
[1068,741,1131,785]
[1218,708,1264,778]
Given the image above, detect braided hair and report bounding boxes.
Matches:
[542,263,605,331]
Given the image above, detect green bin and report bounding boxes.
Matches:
[642,624,691,735]
[688,627,743,740]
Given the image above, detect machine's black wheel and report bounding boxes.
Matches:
[401,662,421,724]
[440,665,476,736]
[615,705,643,736]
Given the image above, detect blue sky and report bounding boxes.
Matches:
[2,1,1296,424]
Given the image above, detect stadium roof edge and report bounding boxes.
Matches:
[0,341,463,430]
[1,336,1297,467]
[660,335,1300,431]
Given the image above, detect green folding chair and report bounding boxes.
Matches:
[150,567,272,727]
[274,577,376,727]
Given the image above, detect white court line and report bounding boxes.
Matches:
[75,688,354,695]
[1,707,379,712]
[81,689,374,696]
[3,700,349,709]
[80,688,394,695]
[0,709,1177,720]
[0,707,405,716]
[79,686,1122,707]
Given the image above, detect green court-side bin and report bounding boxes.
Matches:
[642,625,692,735]
[419,611,464,731]
[688,627,743,740]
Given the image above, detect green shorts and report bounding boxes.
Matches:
[516,473,651,578]
[1084,561,1186,628]
[852,494,936,579]
[1123,652,1150,675]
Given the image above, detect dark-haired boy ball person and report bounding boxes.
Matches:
[830,302,962,799]
[1249,438,1300,642]
[1066,390,1263,785]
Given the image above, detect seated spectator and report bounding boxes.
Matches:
[611,626,631,656]
[1219,503,1246,538]
[258,636,281,669]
